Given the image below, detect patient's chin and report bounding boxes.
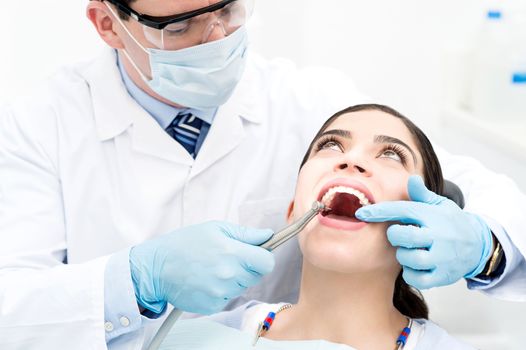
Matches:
[303,249,398,276]
[301,236,366,273]
[299,225,397,274]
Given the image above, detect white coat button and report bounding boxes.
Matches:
[104,321,114,332]
[119,316,130,327]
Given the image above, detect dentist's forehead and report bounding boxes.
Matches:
[132,0,221,16]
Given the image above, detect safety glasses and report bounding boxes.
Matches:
[98,0,254,50]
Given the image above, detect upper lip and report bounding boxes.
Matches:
[317,178,376,205]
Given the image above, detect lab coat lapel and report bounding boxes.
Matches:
[81,48,134,141]
[191,58,262,178]
[192,105,245,176]
[130,110,193,165]
[81,48,193,165]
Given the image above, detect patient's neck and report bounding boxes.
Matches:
[267,261,406,349]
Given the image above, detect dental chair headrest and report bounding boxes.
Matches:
[443,180,465,209]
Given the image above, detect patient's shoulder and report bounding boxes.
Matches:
[415,319,477,350]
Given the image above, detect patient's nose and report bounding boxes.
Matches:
[334,158,371,176]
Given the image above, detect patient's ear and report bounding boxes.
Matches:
[286,201,294,224]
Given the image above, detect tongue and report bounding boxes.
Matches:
[325,193,362,218]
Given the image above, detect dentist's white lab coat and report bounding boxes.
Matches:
[0,48,525,350]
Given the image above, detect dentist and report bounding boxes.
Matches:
[0,1,525,350]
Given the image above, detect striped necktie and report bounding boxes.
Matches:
[165,112,204,157]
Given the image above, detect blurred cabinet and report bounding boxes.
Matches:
[442,107,526,162]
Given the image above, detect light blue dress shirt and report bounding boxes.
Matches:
[103,52,217,347]
[116,52,216,155]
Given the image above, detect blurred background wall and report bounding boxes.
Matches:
[1,1,525,348]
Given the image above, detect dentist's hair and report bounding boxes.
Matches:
[300,103,445,320]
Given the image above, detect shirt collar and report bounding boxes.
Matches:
[116,52,216,128]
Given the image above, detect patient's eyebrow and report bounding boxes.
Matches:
[315,130,417,166]
[317,129,351,139]
[374,135,417,165]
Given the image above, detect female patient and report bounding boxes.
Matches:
[161,104,475,349]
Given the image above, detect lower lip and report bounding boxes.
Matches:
[317,213,367,231]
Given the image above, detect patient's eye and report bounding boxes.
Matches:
[378,144,407,165]
[314,136,344,153]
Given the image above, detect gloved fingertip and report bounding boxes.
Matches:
[407,175,425,195]
[408,175,438,204]
[402,270,424,290]
[386,232,399,247]
[231,226,274,245]
[251,228,274,245]
[409,174,425,185]
[262,228,274,239]
[355,207,371,219]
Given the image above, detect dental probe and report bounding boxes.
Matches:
[147,201,328,350]
[259,201,328,251]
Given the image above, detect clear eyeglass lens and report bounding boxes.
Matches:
[142,0,252,51]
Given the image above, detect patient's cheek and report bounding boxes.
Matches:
[374,222,394,245]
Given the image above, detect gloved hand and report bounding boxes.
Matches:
[355,175,494,289]
[129,221,275,315]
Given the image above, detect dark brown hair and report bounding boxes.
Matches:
[300,103,444,319]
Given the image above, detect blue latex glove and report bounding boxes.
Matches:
[129,221,275,315]
[355,175,494,289]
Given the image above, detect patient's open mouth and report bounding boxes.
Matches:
[324,192,362,219]
[318,184,374,222]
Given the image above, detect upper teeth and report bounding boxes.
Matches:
[321,186,371,207]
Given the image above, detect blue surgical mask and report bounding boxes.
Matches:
[113,7,248,110]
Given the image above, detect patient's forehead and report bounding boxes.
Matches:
[326,110,415,143]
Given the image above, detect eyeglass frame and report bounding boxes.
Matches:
[94,0,240,30]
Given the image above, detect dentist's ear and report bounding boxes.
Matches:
[286,201,295,224]
[86,1,126,50]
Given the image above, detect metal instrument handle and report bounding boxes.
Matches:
[260,201,326,251]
